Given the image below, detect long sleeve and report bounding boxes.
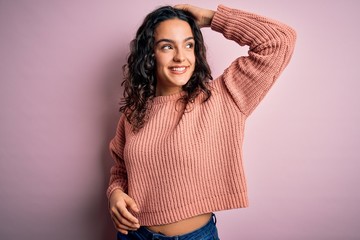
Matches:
[106,115,128,199]
[211,5,297,116]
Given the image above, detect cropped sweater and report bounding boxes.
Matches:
[107,5,296,226]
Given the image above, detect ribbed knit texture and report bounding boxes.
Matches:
[107,5,296,226]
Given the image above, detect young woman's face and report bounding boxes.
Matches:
[153,18,195,96]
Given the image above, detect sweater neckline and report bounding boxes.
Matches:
[152,91,185,104]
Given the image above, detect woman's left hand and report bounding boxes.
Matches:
[174,4,215,28]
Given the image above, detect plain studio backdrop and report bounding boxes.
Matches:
[0,0,359,239]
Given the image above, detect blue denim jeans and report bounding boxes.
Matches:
[117,213,219,240]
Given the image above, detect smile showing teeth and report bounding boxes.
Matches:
[170,67,186,72]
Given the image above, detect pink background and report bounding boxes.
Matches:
[1,0,359,239]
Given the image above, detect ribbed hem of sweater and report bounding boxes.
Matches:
[136,191,248,226]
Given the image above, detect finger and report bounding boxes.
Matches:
[111,198,139,223]
[127,200,140,213]
[118,229,128,235]
[118,214,140,229]
[124,196,140,214]
[119,206,139,224]
[174,4,186,10]
[112,215,140,231]
[173,4,189,11]
[110,206,123,224]
[111,207,140,228]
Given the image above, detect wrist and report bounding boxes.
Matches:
[202,10,215,27]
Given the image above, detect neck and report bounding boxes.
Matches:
[155,87,183,96]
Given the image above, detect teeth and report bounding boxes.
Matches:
[171,67,186,72]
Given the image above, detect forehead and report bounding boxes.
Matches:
[154,18,193,39]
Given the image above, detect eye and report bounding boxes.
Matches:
[186,42,194,49]
[161,45,173,50]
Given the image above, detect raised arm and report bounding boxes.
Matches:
[177,4,297,116]
[212,5,297,116]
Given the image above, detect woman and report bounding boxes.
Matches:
[107,4,296,240]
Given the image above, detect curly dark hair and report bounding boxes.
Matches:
[120,6,213,132]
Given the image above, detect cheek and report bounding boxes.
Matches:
[155,53,171,67]
[189,52,196,64]
[155,64,163,78]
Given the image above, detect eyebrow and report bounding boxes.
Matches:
[155,37,194,45]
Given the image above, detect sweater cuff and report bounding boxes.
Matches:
[211,5,234,33]
[106,184,125,200]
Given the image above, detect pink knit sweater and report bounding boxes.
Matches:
[107,5,296,226]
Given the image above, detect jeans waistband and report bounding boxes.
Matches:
[135,213,217,240]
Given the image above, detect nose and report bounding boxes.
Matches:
[173,49,185,62]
